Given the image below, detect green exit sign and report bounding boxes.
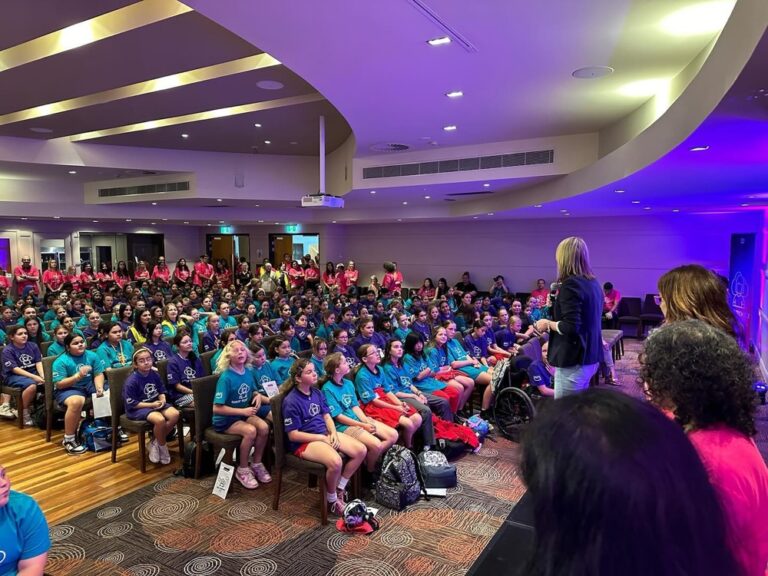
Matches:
[285,224,301,233]
[220,226,234,234]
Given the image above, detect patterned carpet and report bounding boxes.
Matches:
[47,439,526,576]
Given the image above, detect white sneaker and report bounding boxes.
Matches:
[22,412,34,427]
[0,404,15,420]
[148,439,160,463]
[159,443,171,465]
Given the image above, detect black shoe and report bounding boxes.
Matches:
[118,430,129,443]
[63,439,87,455]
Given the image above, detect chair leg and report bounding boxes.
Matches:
[351,468,361,500]
[271,467,283,511]
[308,474,318,489]
[45,407,52,442]
[111,424,119,463]
[176,419,185,462]
[138,431,147,473]
[319,474,328,526]
[194,441,202,479]
[16,391,23,429]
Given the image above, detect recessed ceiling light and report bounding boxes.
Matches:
[274,222,279,225]
[289,141,298,145]
[183,221,189,224]
[563,213,570,216]
[560,209,568,213]
[92,220,99,223]
[572,66,614,79]
[254,204,260,207]
[660,2,735,37]
[614,189,625,194]
[253,123,262,128]
[446,90,463,98]
[151,222,156,225]
[53,216,60,219]
[68,170,77,175]
[402,201,408,205]
[534,204,543,208]
[487,212,494,216]
[427,36,451,46]
[473,216,478,219]
[258,220,264,223]
[631,200,641,204]
[20,217,28,220]
[690,145,710,152]
[643,206,652,210]
[216,198,222,202]
[207,223,211,226]
[125,219,132,222]
[162,218,168,221]
[256,80,284,90]
[424,195,431,199]
[483,183,490,188]
[370,190,376,195]
[443,125,457,132]
[397,219,402,222]
[741,203,749,207]
[151,202,157,206]
[264,140,271,144]
[29,127,53,133]
[672,209,680,213]
[219,220,225,224]
[181,133,189,139]
[332,220,337,224]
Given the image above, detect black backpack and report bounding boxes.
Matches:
[375,446,428,510]
[176,440,215,478]
[417,450,457,488]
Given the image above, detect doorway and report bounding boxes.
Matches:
[205,234,250,272]
[268,234,319,266]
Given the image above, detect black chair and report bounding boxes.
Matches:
[616,297,642,338]
[156,359,190,456]
[42,356,60,441]
[191,375,241,479]
[40,340,52,357]
[640,294,664,336]
[200,350,216,376]
[107,366,152,473]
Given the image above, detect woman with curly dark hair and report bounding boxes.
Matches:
[641,319,768,575]
[657,264,742,344]
[521,388,739,576]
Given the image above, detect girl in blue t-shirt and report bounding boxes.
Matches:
[354,343,422,449]
[322,352,397,473]
[280,358,366,516]
[315,310,337,342]
[247,344,276,420]
[123,348,179,466]
[403,332,462,415]
[96,322,134,369]
[52,333,108,454]
[310,338,328,378]
[47,325,69,357]
[444,320,492,410]
[211,330,238,373]
[212,340,271,490]
[268,336,295,383]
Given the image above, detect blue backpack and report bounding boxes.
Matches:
[466,415,490,441]
[77,418,113,452]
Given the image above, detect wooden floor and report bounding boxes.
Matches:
[0,418,178,525]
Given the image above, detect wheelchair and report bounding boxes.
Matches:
[491,356,543,442]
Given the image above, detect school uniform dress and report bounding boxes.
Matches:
[211,368,258,432]
[123,370,170,420]
[282,386,330,455]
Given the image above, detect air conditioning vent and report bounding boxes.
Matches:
[369,143,411,152]
[97,181,190,198]
[447,191,494,197]
[362,149,553,180]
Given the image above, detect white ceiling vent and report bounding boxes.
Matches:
[370,142,411,153]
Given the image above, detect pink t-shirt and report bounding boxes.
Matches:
[688,425,768,576]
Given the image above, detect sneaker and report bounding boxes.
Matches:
[0,404,15,420]
[22,413,34,427]
[328,499,346,517]
[118,429,130,443]
[62,439,86,455]
[250,462,272,484]
[159,443,171,465]
[148,440,160,464]
[234,467,259,489]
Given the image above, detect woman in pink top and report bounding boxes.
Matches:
[344,261,359,294]
[42,260,64,293]
[642,319,768,576]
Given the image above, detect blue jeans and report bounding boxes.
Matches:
[553,363,598,399]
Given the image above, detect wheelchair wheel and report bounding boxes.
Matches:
[493,386,536,442]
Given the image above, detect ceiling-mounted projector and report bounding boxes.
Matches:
[301,194,344,208]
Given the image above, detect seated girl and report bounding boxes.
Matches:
[212,341,272,490]
[127,308,151,345]
[427,325,476,413]
[281,359,366,515]
[52,333,109,454]
[310,338,328,378]
[81,311,102,345]
[234,314,251,343]
[115,304,133,332]
[96,322,134,369]
[410,308,431,342]
[403,332,461,416]
[480,312,511,361]
[322,352,398,473]
[123,348,179,465]
[444,320,492,412]
[24,317,50,349]
[330,328,358,370]
[268,336,296,383]
[315,310,337,342]
[351,318,387,355]
[394,313,411,342]
[354,343,422,449]
[144,321,173,363]
[294,312,313,352]
[211,330,238,372]
[202,314,222,352]
[160,303,186,339]
[248,344,277,419]
[47,325,69,357]
[166,331,205,408]
[0,325,44,426]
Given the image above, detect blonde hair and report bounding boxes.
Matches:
[555,236,595,281]
[215,340,250,374]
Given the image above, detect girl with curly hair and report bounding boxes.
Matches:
[641,319,768,575]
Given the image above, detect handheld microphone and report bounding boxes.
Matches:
[549,282,561,299]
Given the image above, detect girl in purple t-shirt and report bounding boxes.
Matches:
[280,358,366,517]
[123,348,179,466]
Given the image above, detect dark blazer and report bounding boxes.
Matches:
[547,275,603,368]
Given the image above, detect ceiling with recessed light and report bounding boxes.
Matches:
[0,0,765,225]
